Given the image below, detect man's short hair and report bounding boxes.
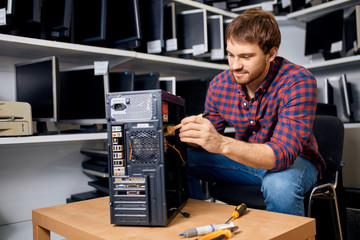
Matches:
[225,8,281,54]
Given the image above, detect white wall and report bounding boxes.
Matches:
[0,140,105,226]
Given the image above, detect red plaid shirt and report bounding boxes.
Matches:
[205,56,325,177]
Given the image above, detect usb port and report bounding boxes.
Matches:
[113,152,124,159]
[113,159,124,166]
[113,145,123,151]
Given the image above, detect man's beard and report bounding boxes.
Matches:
[230,60,267,87]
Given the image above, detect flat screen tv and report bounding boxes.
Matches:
[59,65,109,125]
[344,6,360,55]
[164,2,177,52]
[177,9,208,56]
[42,0,73,41]
[15,56,59,122]
[324,74,353,122]
[134,72,160,91]
[73,0,106,45]
[207,15,224,60]
[1,0,43,37]
[109,71,135,92]
[107,0,142,50]
[138,0,164,54]
[305,9,344,60]
[159,76,176,95]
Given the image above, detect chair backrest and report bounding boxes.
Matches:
[313,115,345,183]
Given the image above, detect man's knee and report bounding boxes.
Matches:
[261,173,304,215]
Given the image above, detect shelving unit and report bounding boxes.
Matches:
[305,55,360,71]
[287,0,359,22]
[172,0,238,18]
[0,132,107,145]
[1,1,359,238]
[0,34,228,81]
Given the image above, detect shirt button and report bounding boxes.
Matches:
[243,102,247,107]
[250,120,254,125]
[252,131,256,135]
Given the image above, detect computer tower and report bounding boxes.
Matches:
[106,89,188,226]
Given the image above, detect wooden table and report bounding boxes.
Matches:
[32,197,316,240]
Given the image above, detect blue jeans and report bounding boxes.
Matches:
[187,147,318,216]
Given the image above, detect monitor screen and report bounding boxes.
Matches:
[3,0,43,37]
[134,72,160,91]
[344,6,360,55]
[176,79,210,116]
[163,2,177,52]
[42,0,73,40]
[177,9,208,55]
[159,76,176,95]
[324,74,353,122]
[138,0,164,53]
[107,0,142,50]
[59,65,108,124]
[73,0,106,44]
[15,56,59,122]
[109,71,135,92]
[305,9,344,59]
[15,0,42,24]
[207,15,224,60]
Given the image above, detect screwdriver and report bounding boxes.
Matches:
[225,203,247,224]
[198,226,238,240]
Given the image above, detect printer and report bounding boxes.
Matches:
[0,101,33,136]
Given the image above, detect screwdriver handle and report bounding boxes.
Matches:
[225,203,247,224]
[197,229,232,240]
[232,203,247,219]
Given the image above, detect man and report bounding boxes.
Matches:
[179,8,325,216]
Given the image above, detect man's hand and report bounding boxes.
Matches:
[179,114,276,170]
[179,114,224,153]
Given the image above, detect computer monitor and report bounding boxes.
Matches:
[344,6,360,55]
[305,9,344,60]
[109,72,135,92]
[164,2,177,52]
[290,0,311,13]
[159,76,176,95]
[207,15,225,60]
[2,0,43,37]
[107,0,142,50]
[42,0,73,41]
[177,9,208,56]
[73,0,106,45]
[15,56,59,122]
[176,79,210,116]
[134,72,160,91]
[324,74,353,122]
[138,0,164,54]
[59,65,109,125]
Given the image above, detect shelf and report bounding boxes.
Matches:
[0,132,107,145]
[0,34,228,80]
[172,0,238,18]
[305,55,360,71]
[287,0,359,22]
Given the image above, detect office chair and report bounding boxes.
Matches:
[209,115,346,240]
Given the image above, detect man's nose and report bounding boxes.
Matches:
[230,57,243,70]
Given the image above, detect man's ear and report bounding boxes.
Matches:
[268,47,278,62]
